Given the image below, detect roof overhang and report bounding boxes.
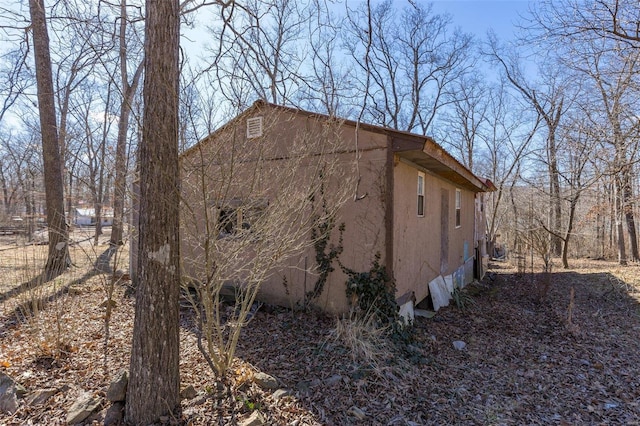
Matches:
[182,100,495,193]
[391,135,491,193]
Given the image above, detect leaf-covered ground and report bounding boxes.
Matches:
[1,234,640,425]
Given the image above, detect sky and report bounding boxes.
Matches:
[430,0,532,41]
[183,1,533,55]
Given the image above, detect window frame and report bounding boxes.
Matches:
[455,188,461,228]
[417,171,425,217]
[215,198,269,239]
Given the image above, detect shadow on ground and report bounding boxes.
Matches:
[0,245,120,338]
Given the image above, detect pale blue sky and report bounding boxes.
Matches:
[431,0,532,41]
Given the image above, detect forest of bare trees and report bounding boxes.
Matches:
[1,0,640,422]
[0,1,637,269]
[1,1,638,275]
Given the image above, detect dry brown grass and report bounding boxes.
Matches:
[329,313,390,366]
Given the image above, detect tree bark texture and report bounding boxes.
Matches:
[28,0,70,278]
[125,0,181,423]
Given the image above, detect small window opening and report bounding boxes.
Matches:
[455,189,461,228]
[417,172,425,217]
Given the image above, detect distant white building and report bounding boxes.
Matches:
[74,208,114,226]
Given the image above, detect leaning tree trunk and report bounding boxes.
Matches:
[125,0,181,423]
[28,0,70,278]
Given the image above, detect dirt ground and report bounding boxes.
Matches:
[1,236,640,425]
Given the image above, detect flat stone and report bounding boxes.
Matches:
[26,388,57,406]
[180,384,197,400]
[444,274,454,294]
[240,410,265,426]
[452,340,466,350]
[253,372,278,390]
[347,406,367,420]
[0,373,18,414]
[66,393,101,424]
[106,370,128,402]
[398,299,415,324]
[272,389,291,400]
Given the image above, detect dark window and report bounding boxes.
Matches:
[417,172,425,217]
[455,189,461,228]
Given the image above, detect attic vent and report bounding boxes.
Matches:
[246,116,263,139]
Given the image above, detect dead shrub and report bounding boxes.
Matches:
[330,312,389,366]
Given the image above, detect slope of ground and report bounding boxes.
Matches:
[1,238,640,425]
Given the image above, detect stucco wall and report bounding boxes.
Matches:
[180,105,388,314]
[179,103,486,314]
[393,159,478,305]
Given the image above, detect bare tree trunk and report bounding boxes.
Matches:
[562,198,579,269]
[125,0,181,423]
[28,0,70,278]
[623,168,639,261]
[94,203,102,245]
[25,171,35,241]
[615,177,628,265]
[110,0,144,247]
[609,180,614,254]
[547,125,563,257]
[510,184,519,255]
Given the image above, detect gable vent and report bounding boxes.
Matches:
[246,116,263,139]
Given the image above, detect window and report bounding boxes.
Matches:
[216,198,268,238]
[218,207,240,236]
[246,116,263,139]
[417,172,425,217]
[455,189,461,228]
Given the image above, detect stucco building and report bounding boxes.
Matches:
[178,101,493,315]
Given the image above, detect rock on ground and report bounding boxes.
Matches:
[180,384,198,400]
[66,393,101,424]
[104,401,125,426]
[106,370,128,402]
[26,388,57,406]
[240,410,265,426]
[253,372,278,390]
[0,373,18,414]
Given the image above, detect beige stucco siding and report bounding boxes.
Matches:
[393,159,478,305]
[177,102,488,314]
[180,107,389,314]
[392,160,439,303]
[253,147,387,314]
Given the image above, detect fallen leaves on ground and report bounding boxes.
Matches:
[1,257,640,425]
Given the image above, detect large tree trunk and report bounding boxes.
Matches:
[125,0,181,423]
[28,0,70,279]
